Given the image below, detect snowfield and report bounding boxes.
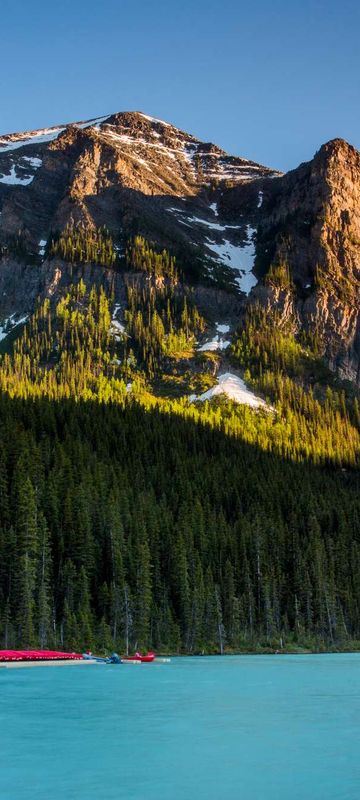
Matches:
[0,127,65,153]
[0,165,35,185]
[206,225,258,295]
[198,323,231,352]
[184,214,240,233]
[190,372,267,408]
[22,156,43,168]
[166,205,258,295]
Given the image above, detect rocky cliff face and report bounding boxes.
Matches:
[251,139,360,382]
[0,112,359,384]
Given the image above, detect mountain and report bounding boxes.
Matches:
[0,112,359,386]
[0,112,360,656]
[0,110,278,295]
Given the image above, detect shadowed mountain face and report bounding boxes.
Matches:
[0,111,359,383]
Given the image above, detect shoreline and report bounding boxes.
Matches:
[2,645,360,668]
[156,645,360,657]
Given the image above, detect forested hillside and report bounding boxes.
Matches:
[1,396,360,655]
[0,273,359,654]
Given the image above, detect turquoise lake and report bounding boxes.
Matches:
[1,654,360,799]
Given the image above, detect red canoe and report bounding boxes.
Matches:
[0,650,82,662]
[122,651,155,663]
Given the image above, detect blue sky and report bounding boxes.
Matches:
[1,0,359,171]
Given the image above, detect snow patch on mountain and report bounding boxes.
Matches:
[0,166,34,185]
[97,127,199,166]
[75,115,112,130]
[110,304,125,338]
[190,373,267,407]
[139,113,171,127]
[96,128,180,161]
[111,320,125,336]
[0,313,29,341]
[198,323,231,352]
[206,225,257,294]
[0,127,65,152]
[22,156,43,168]
[185,214,241,232]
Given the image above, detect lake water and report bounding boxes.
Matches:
[1,654,360,799]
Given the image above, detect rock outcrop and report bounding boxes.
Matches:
[252,139,360,382]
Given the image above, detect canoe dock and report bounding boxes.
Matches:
[0,650,169,668]
[0,659,99,669]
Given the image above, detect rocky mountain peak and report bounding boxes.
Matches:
[0,110,280,298]
[315,136,359,166]
[251,136,360,383]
